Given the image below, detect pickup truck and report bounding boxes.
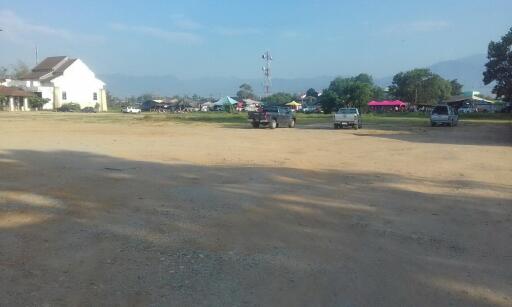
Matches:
[248,106,296,129]
[334,108,362,129]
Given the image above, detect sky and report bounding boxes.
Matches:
[0,0,511,79]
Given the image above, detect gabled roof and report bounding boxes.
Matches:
[20,56,77,81]
[32,56,68,72]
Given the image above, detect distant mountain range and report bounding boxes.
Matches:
[101,54,493,98]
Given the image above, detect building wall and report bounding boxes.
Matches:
[6,80,55,110]
[50,59,106,110]
[39,86,54,109]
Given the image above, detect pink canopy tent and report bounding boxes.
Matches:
[368,100,408,111]
[368,100,407,107]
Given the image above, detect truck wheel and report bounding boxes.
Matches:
[288,119,295,128]
[431,122,436,127]
[270,119,277,129]
[334,124,338,129]
[353,124,358,130]
[252,121,260,128]
[358,121,363,129]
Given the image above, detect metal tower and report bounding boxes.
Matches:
[261,51,272,97]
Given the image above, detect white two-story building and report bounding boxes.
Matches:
[5,56,108,111]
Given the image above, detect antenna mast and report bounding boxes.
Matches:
[261,51,272,97]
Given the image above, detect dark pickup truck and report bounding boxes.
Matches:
[248,106,296,129]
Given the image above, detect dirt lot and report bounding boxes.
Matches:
[1,113,511,306]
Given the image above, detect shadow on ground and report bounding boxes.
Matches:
[1,150,511,306]
[251,121,511,147]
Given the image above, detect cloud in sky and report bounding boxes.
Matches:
[0,10,104,44]
[110,23,203,45]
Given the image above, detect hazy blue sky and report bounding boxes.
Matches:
[0,0,510,78]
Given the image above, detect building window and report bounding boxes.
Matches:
[62,91,67,100]
[93,92,98,100]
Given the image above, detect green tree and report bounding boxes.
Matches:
[389,68,452,105]
[318,74,384,112]
[0,94,7,110]
[137,93,154,103]
[303,96,317,105]
[28,96,49,110]
[306,88,318,98]
[0,67,8,79]
[483,27,512,101]
[11,60,30,79]
[450,79,463,96]
[261,92,293,105]
[236,83,255,99]
[372,86,388,101]
[318,90,340,113]
[353,73,373,85]
[346,82,374,109]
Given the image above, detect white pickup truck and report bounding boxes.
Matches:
[334,108,362,129]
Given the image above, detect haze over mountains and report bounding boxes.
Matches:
[101,54,492,98]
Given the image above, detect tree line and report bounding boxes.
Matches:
[258,70,463,113]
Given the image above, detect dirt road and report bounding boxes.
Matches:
[1,113,511,306]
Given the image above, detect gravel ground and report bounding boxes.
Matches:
[0,113,511,306]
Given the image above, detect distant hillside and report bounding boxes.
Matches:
[102,54,494,97]
[376,54,493,95]
[430,54,492,94]
[100,74,333,98]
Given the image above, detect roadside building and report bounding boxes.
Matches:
[4,56,107,111]
[0,86,34,111]
[444,91,504,112]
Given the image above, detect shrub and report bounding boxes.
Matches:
[58,102,81,112]
[28,97,49,110]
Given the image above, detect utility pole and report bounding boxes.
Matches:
[261,51,272,97]
[35,45,39,65]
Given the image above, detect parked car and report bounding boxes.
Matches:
[430,105,458,126]
[334,108,362,129]
[122,106,141,114]
[248,106,296,129]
